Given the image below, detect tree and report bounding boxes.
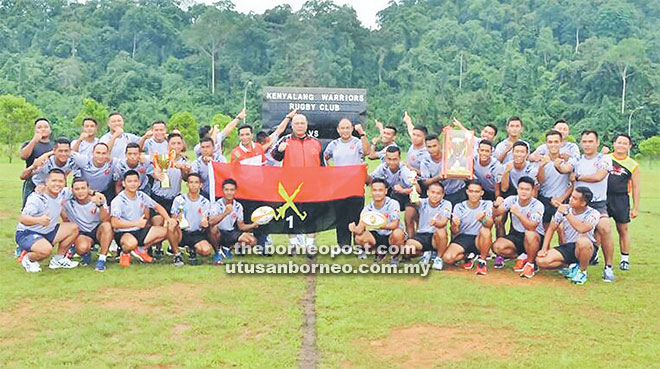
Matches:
[169,111,199,147]
[0,94,42,162]
[639,136,660,167]
[603,38,649,114]
[72,98,110,134]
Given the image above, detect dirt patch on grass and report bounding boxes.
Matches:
[171,324,190,341]
[364,323,511,367]
[97,282,205,313]
[441,266,570,288]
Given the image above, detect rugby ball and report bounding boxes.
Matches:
[251,206,276,225]
[361,211,388,229]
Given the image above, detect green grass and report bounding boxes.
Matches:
[1,158,659,368]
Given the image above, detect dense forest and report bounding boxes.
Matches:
[1,0,659,158]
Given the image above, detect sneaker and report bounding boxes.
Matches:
[390,256,400,267]
[571,269,588,285]
[619,260,630,271]
[119,252,131,268]
[95,259,106,272]
[16,250,28,264]
[357,247,367,260]
[154,248,164,260]
[49,257,79,269]
[131,250,154,263]
[419,251,432,265]
[109,240,118,253]
[602,267,615,283]
[475,259,488,275]
[432,256,444,270]
[462,258,475,270]
[513,258,527,272]
[494,255,505,269]
[564,264,580,279]
[559,263,577,277]
[188,248,198,265]
[213,250,224,265]
[173,253,184,267]
[21,255,41,273]
[81,253,91,266]
[520,263,535,279]
[165,246,174,256]
[222,246,233,260]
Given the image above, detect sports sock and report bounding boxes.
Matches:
[605,264,613,270]
[517,253,527,260]
[98,254,107,262]
[621,253,629,262]
[54,254,64,261]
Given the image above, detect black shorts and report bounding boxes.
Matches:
[181,230,208,247]
[555,242,598,265]
[445,187,468,207]
[412,232,435,252]
[114,226,151,247]
[451,233,479,256]
[607,193,630,224]
[79,225,100,246]
[387,189,410,211]
[369,231,391,248]
[151,194,176,217]
[219,229,242,247]
[590,200,608,217]
[482,189,496,202]
[538,194,558,224]
[503,229,543,255]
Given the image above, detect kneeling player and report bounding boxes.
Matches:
[442,181,494,275]
[491,176,545,278]
[208,179,259,265]
[171,173,213,264]
[349,178,406,264]
[110,170,182,267]
[64,177,114,271]
[16,169,80,272]
[402,182,452,270]
[536,187,599,285]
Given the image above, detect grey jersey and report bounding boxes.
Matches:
[190,154,226,195]
[194,132,226,160]
[143,138,169,156]
[407,145,430,171]
[17,189,68,234]
[452,200,493,236]
[362,197,401,236]
[171,194,211,233]
[501,196,545,235]
[152,157,188,200]
[72,153,117,191]
[212,198,244,231]
[573,153,612,202]
[416,198,452,234]
[32,156,79,185]
[113,159,153,191]
[65,193,108,233]
[100,132,141,159]
[494,139,530,163]
[552,206,600,243]
[534,142,580,160]
[370,162,413,189]
[473,157,504,193]
[72,138,99,157]
[110,190,157,232]
[538,160,571,199]
[324,137,364,166]
[420,157,465,195]
[507,162,539,190]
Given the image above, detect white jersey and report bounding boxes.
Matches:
[573,153,612,202]
[17,189,68,234]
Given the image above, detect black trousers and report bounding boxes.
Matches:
[335,197,364,247]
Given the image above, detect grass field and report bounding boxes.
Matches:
[1,157,659,368]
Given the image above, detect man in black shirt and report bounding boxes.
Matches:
[20,118,54,207]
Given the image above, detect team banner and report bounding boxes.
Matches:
[210,163,367,234]
[262,86,367,140]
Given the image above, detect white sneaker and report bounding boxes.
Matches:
[109,240,118,253]
[432,256,444,270]
[49,257,79,269]
[21,255,42,273]
[419,251,432,264]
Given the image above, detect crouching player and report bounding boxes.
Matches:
[536,187,600,285]
[64,177,114,272]
[171,173,213,264]
[442,181,494,275]
[16,169,80,272]
[491,176,545,278]
[349,178,406,264]
[110,170,183,267]
[402,182,452,270]
[208,179,259,265]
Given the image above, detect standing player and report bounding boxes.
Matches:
[72,118,100,157]
[171,174,213,264]
[419,135,467,206]
[537,130,573,230]
[72,143,117,200]
[536,187,600,285]
[369,146,414,211]
[24,138,79,189]
[64,177,114,271]
[141,121,170,156]
[529,120,580,162]
[208,179,259,264]
[194,109,246,159]
[20,118,54,206]
[402,112,429,174]
[230,125,267,165]
[113,143,153,195]
[368,121,398,161]
[191,137,226,199]
[403,182,452,270]
[500,141,538,197]
[110,170,183,267]
[473,140,504,201]
[16,169,80,272]
[491,176,545,278]
[442,181,494,275]
[494,116,529,163]
[100,113,142,159]
[606,134,640,271]
[349,179,406,263]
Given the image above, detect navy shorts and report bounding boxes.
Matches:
[79,225,101,246]
[15,224,60,252]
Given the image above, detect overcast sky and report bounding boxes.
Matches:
[199,0,391,29]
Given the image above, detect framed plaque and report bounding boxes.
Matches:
[441,126,474,179]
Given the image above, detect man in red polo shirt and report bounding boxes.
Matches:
[230,125,266,166]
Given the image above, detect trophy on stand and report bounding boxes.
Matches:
[152,149,177,189]
[408,172,420,204]
[441,125,474,179]
[178,204,189,230]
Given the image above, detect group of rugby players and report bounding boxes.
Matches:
[15,110,640,284]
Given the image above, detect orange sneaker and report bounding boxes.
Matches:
[119,252,131,268]
[513,258,527,272]
[475,259,488,275]
[520,263,535,279]
[462,258,475,270]
[131,249,153,263]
